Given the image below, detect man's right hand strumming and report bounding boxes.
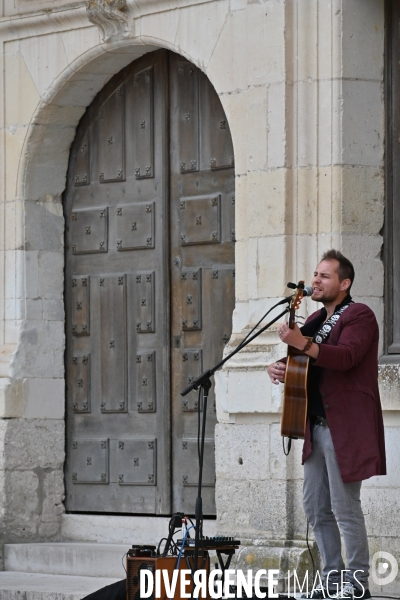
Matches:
[267,361,286,385]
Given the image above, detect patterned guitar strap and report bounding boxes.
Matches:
[313,300,355,345]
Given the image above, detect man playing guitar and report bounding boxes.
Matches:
[267,250,386,600]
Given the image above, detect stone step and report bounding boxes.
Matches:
[4,543,128,579]
[0,572,121,600]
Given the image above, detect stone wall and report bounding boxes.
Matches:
[0,0,398,594]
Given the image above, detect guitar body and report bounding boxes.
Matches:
[281,339,311,439]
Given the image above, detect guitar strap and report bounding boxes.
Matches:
[313,300,354,345]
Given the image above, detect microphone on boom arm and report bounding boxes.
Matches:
[287,282,313,297]
[276,283,313,306]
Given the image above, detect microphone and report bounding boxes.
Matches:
[303,285,313,297]
[287,282,313,297]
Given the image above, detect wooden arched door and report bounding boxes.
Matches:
[64,50,235,515]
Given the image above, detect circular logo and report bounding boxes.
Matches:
[371,551,398,586]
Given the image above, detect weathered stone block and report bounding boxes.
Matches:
[175,0,229,70]
[43,299,64,322]
[0,379,24,420]
[215,423,271,481]
[12,320,64,379]
[297,81,317,167]
[342,167,384,235]
[25,201,64,252]
[38,252,64,299]
[269,422,302,482]
[317,0,341,81]
[22,378,65,419]
[5,298,23,321]
[247,170,287,237]
[0,419,64,470]
[23,122,77,199]
[30,102,86,128]
[235,175,248,241]
[342,80,384,168]
[342,0,384,82]
[5,200,24,251]
[246,2,285,86]
[290,480,310,541]
[267,83,285,169]
[247,87,268,171]
[26,298,43,321]
[225,368,276,414]
[5,46,41,128]
[50,73,114,108]
[296,0,318,82]
[207,9,248,93]
[219,92,247,176]
[3,470,40,539]
[41,469,65,523]
[288,235,318,295]
[317,167,342,233]
[234,239,249,303]
[318,81,335,167]
[216,478,252,533]
[5,126,27,202]
[234,541,320,593]
[247,237,259,299]
[216,478,289,539]
[361,487,400,538]
[341,234,383,297]
[257,236,286,298]
[78,46,153,75]
[379,365,400,410]
[25,252,40,299]
[296,167,318,235]
[5,250,24,302]
[19,33,69,97]
[60,27,101,66]
[249,480,287,538]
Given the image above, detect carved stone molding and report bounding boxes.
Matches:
[86,0,130,42]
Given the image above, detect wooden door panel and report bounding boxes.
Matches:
[98,85,125,183]
[71,353,91,414]
[71,275,90,336]
[115,202,155,251]
[169,52,235,515]
[65,50,171,515]
[176,60,200,174]
[132,67,154,179]
[74,130,90,186]
[99,275,127,413]
[199,71,235,171]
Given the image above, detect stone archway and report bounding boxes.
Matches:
[6,37,236,536]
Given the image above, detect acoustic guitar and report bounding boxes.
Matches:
[281,283,311,439]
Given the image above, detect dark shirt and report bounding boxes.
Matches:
[300,294,353,419]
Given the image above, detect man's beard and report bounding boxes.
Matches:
[311,290,341,304]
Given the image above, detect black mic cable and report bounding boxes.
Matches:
[236,285,313,351]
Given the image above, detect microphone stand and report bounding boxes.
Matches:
[180,301,292,577]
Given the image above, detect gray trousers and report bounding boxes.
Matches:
[303,423,370,590]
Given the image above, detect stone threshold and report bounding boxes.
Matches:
[0,572,120,600]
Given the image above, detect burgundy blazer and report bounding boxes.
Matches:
[288,303,386,483]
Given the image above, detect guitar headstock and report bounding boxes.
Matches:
[288,280,305,330]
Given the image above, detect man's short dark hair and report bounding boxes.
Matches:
[320,249,355,290]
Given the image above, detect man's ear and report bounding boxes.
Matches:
[340,278,351,292]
